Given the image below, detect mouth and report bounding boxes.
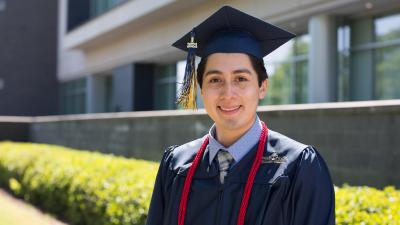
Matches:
[218,105,242,115]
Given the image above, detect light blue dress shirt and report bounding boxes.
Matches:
[208,115,262,166]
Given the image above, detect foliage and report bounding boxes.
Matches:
[335,185,400,225]
[0,142,158,225]
[1,142,400,225]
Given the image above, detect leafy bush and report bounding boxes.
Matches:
[0,142,399,225]
[335,185,400,224]
[0,142,158,225]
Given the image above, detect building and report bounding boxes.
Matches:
[0,0,58,116]
[58,0,400,114]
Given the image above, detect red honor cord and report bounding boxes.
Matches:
[178,122,268,225]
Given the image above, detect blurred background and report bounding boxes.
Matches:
[0,0,399,115]
[1,1,400,224]
[1,0,400,183]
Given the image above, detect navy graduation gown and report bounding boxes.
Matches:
[146,129,335,225]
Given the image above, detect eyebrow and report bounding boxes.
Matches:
[204,68,253,77]
[204,70,222,77]
[233,68,252,75]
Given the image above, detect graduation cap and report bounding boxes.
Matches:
[172,5,295,109]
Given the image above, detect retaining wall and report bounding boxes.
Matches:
[1,100,399,188]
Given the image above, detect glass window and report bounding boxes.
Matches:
[293,36,309,104]
[262,34,309,105]
[262,61,292,105]
[60,78,86,114]
[67,0,90,31]
[374,13,400,99]
[347,12,400,101]
[262,41,293,105]
[338,25,350,101]
[154,64,177,110]
[90,0,129,18]
[294,35,310,56]
[375,45,400,99]
[375,13,400,42]
[294,60,308,103]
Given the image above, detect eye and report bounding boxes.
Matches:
[209,78,221,83]
[237,76,248,82]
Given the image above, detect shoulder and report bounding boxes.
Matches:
[267,129,308,162]
[161,136,207,172]
[266,129,329,183]
[266,132,335,223]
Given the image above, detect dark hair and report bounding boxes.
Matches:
[196,54,268,88]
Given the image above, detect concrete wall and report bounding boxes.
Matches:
[262,101,400,188]
[28,100,400,188]
[0,117,31,142]
[30,110,212,161]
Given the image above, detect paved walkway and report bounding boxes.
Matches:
[0,189,68,225]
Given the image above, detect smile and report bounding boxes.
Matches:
[218,106,241,114]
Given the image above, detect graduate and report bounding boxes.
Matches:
[146,5,335,225]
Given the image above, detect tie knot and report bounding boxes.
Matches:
[217,150,234,172]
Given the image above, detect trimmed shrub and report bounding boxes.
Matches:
[0,142,158,225]
[335,185,400,224]
[1,141,400,224]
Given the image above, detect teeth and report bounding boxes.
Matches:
[220,106,240,111]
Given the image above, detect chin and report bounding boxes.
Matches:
[216,112,256,131]
[217,118,246,130]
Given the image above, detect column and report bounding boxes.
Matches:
[86,75,106,113]
[308,14,338,103]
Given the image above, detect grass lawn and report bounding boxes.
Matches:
[0,189,67,225]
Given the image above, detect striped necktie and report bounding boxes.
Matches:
[217,149,234,184]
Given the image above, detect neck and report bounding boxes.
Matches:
[215,116,256,147]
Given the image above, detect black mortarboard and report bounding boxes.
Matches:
[172,5,295,109]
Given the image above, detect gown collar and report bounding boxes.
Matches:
[208,115,262,166]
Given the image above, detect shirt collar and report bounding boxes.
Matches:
[208,115,262,165]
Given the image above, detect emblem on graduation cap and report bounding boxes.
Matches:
[172,5,296,109]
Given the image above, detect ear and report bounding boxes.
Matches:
[200,84,205,97]
[259,79,267,99]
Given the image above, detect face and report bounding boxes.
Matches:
[200,53,267,134]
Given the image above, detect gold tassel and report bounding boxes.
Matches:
[177,31,197,109]
[187,75,197,109]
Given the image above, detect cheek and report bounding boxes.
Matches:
[242,85,261,101]
[202,86,219,97]
[201,89,218,106]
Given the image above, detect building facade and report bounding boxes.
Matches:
[58,0,400,114]
[0,0,58,116]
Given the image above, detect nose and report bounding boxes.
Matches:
[220,81,236,99]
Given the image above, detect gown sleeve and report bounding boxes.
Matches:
[288,146,335,225]
[145,146,174,225]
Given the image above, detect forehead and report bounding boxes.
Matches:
[205,53,253,70]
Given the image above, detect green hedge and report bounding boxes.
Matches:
[0,142,399,225]
[335,185,400,224]
[0,142,158,225]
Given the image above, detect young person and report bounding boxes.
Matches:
[146,6,335,225]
